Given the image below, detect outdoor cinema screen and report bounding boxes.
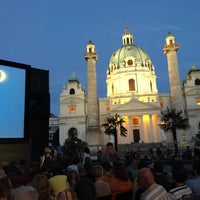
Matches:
[0,60,29,140]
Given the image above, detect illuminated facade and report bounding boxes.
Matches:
[59,26,200,146]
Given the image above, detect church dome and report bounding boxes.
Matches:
[107,25,154,73]
[106,25,158,99]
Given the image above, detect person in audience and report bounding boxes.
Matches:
[126,158,139,183]
[0,177,12,200]
[136,167,170,200]
[152,160,170,191]
[11,186,38,200]
[49,162,69,200]
[91,165,111,199]
[101,142,120,164]
[101,161,112,184]
[168,162,193,200]
[109,160,133,200]
[30,174,53,200]
[186,159,200,197]
[57,169,78,200]
[75,177,96,200]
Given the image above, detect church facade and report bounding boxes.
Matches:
[59,26,200,148]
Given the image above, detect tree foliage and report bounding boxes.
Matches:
[159,107,189,152]
[101,113,127,151]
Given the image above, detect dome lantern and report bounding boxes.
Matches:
[122,25,133,46]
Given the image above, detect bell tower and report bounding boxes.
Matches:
[163,32,183,111]
[84,40,100,144]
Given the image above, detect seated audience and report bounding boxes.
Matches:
[186,159,200,198]
[109,160,133,200]
[49,163,69,200]
[75,177,96,200]
[136,167,170,200]
[0,177,12,200]
[91,165,111,200]
[11,186,38,200]
[152,160,170,191]
[30,174,53,200]
[168,162,193,200]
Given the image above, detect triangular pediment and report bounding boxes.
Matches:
[111,98,160,112]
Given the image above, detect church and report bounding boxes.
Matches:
[59,26,200,148]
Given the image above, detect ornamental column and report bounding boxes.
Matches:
[163,32,184,111]
[84,41,100,143]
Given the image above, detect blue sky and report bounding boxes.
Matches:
[0,1,200,116]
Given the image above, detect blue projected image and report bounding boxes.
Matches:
[0,64,26,138]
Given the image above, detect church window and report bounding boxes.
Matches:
[69,88,75,95]
[132,116,140,125]
[195,79,200,85]
[150,81,152,92]
[112,83,114,95]
[127,59,133,66]
[197,98,200,105]
[126,38,129,44]
[129,79,135,91]
[89,48,92,53]
[69,106,76,113]
[169,39,173,44]
[106,103,110,111]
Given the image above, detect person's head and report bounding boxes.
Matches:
[11,186,38,200]
[137,167,155,189]
[106,142,113,148]
[0,177,12,199]
[193,160,200,176]
[153,160,164,174]
[91,165,103,179]
[67,169,79,188]
[0,169,6,178]
[30,174,51,195]
[171,162,188,184]
[112,160,128,181]
[75,178,96,200]
[83,147,90,154]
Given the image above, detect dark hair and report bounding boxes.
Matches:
[112,160,129,181]
[106,142,113,147]
[75,178,96,200]
[193,160,200,175]
[101,161,112,171]
[0,177,11,198]
[171,162,188,183]
[153,160,164,173]
[83,147,90,154]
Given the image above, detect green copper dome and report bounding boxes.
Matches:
[110,44,151,68]
[107,25,154,73]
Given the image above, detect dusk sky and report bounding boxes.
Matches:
[0,1,200,116]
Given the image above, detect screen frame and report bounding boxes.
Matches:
[0,59,31,144]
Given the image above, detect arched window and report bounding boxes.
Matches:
[129,79,135,91]
[112,83,114,95]
[150,81,152,92]
[195,79,200,85]
[69,88,75,95]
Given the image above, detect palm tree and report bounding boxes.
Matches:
[101,113,127,152]
[159,107,189,153]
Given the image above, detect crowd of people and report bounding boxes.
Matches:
[0,142,199,200]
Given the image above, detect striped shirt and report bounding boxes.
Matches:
[140,183,170,200]
[168,185,193,200]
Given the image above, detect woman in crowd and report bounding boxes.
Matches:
[30,174,53,200]
[109,160,133,200]
[92,165,111,200]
